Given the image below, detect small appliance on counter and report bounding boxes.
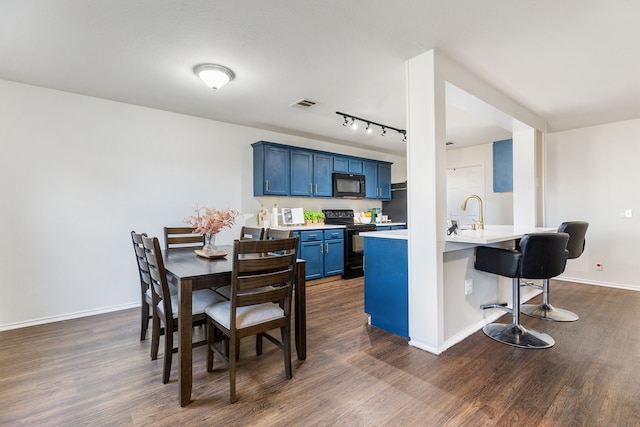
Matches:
[323,209,377,279]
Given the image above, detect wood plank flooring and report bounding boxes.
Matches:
[1,279,639,426]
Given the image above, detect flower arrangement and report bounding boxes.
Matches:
[183,204,239,236]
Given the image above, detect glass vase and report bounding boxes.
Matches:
[203,231,218,253]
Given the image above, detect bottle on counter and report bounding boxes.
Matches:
[271,204,279,227]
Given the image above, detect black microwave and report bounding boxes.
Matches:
[333,173,366,198]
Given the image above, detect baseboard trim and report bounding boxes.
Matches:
[0,302,140,332]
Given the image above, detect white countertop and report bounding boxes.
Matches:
[445,225,556,244]
[267,222,405,232]
[361,229,408,240]
[269,224,345,231]
[360,225,555,244]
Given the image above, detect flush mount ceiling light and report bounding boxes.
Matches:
[193,64,235,90]
[336,111,407,142]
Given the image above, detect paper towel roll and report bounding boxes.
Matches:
[271,207,279,226]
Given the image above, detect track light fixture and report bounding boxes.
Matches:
[336,111,406,142]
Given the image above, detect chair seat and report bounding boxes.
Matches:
[206,301,285,330]
[157,289,225,318]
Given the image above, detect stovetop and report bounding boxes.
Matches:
[323,209,377,230]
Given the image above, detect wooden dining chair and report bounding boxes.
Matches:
[142,235,226,383]
[264,228,293,239]
[205,236,299,403]
[131,231,153,341]
[239,226,265,240]
[164,226,204,251]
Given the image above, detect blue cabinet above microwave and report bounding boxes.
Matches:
[252,141,393,200]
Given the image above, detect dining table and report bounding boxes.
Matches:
[162,244,307,407]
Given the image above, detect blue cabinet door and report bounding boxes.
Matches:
[253,143,289,196]
[324,238,344,276]
[348,159,363,174]
[313,153,333,197]
[290,150,313,197]
[300,240,323,280]
[363,161,378,199]
[364,237,408,338]
[378,163,392,200]
[333,156,349,172]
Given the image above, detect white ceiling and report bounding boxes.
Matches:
[2,1,639,155]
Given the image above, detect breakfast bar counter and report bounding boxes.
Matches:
[361,225,556,350]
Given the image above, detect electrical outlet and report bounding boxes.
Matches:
[595,263,603,271]
[464,279,473,295]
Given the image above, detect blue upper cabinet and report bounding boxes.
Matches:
[313,153,333,197]
[252,141,289,196]
[333,156,349,173]
[363,161,378,199]
[290,150,313,196]
[290,151,333,197]
[364,160,392,200]
[253,141,392,199]
[493,138,513,193]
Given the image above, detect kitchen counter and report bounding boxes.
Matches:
[445,225,556,248]
[268,224,345,231]
[361,229,408,240]
[267,223,405,232]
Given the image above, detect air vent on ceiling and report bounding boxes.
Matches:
[290,98,318,109]
[446,141,454,146]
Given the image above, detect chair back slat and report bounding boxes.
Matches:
[164,226,204,250]
[239,226,265,240]
[265,228,293,240]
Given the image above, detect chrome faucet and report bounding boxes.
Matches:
[461,194,484,230]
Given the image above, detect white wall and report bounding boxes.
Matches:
[546,119,640,290]
[0,79,405,329]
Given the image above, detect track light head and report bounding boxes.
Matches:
[366,123,372,134]
[381,127,386,136]
[350,118,358,130]
[342,116,349,126]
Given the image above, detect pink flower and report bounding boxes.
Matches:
[183,204,239,235]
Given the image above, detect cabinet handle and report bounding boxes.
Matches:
[325,243,329,253]
[310,183,313,192]
[315,184,318,193]
[266,180,269,191]
[320,244,323,254]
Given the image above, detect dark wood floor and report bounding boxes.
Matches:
[1,278,639,426]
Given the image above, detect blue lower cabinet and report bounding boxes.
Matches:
[323,230,344,276]
[363,236,408,338]
[294,229,344,280]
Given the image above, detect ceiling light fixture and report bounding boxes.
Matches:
[193,64,235,90]
[336,111,406,142]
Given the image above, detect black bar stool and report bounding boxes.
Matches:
[474,232,569,348]
[521,221,589,322]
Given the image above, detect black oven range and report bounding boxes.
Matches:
[323,209,377,279]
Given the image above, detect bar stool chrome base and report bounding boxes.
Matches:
[521,303,579,322]
[483,322,555,349]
